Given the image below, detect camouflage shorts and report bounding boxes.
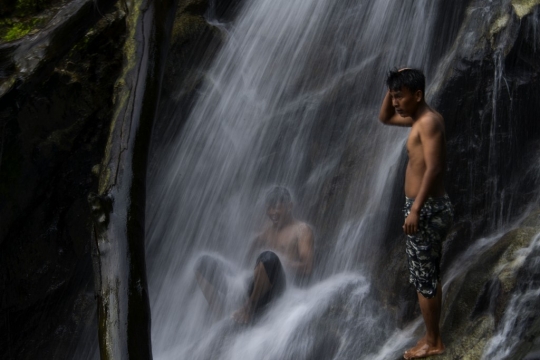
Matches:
[403,194,454,298]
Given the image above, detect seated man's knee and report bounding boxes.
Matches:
[256,250,279,265]
[194,254,219,278]
[256,251,285,287]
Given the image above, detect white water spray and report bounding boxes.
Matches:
[146,1,444,359]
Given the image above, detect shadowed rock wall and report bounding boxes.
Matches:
[0,3,124,359]
[0,0,237,358]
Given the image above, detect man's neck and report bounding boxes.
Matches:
[411,101,429,121]
[274,215,294,230]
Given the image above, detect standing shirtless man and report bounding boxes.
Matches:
[195,186,314,324]
[378,68,453,359]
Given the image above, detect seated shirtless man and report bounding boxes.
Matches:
[194,186,314,324]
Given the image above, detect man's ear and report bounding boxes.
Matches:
[415,90,423,102]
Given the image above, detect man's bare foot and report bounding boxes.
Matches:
[414,336,427,346]
[232,306,253,325]
[403,341,445,359]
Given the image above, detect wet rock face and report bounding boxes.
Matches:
[434,211,540,360]
[435,4,540,269]
[149,0,222,155]
[0,0,231,356]
[0,6,125,359]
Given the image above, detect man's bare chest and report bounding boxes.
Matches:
[406,127,423,158]
[268,228,298,254]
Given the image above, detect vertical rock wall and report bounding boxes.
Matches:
[0,0,235,357]
[0,4,125,359]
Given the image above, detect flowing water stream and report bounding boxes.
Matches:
[145,1,448,359]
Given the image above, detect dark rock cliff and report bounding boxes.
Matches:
[0,0,237,357]
[0,3,125,358]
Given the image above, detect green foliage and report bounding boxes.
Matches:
[0,0,55,42]
[0,17,41,41]
[3,21,33,41]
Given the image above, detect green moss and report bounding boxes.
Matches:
[0,0,57,42]
[0,17,44,42]
[3,21,33,40]
[489,13,510,38]
[512,0,540,18]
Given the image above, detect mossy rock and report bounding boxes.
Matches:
[0,0,63,42]
[2,20,37,40]
[434,218,540,360]
[520,209,540,228]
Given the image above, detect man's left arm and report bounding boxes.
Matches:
[284,224,314,276]
[403,117,445,235]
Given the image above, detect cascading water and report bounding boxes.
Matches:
[144,1,453,359]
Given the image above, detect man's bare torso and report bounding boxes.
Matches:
[261,220,309,263]
[405,111,447,198]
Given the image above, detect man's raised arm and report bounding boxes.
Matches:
[378,90,414,127]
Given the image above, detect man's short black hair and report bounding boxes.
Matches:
[386,68,425,95]
[265,186,292,207]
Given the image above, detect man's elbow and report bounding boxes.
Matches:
[427,165,443,176]
[378,114,389,124]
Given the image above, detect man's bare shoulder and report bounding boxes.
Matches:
[417,110,445,134]
[293,220,314,238]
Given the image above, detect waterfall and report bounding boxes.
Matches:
[145,1,453,359]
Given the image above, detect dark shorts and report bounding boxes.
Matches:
[248,251,286,310]
[195,251,286,312]
[403,194,454,298]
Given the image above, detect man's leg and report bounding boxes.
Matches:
[232,261,272,324]
[195,271,226,316]
[404,196,452,358]
[194,255,232,317]
[233,251,286,324]
[404,283,445,359]
[418,282,443,348]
